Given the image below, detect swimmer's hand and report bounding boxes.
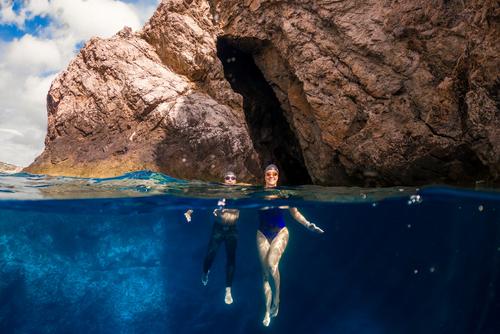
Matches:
[214,198,226,216]
[184,209,193,223]
[307,222,324,234]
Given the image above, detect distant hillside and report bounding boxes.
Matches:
[0,162,22,173]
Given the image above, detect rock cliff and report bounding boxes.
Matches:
[26,0,500,185]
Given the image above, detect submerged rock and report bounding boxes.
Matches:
[26,0,500,186]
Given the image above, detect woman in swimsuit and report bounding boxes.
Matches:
[257,164,324,327]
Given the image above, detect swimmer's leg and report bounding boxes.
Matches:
[224,229,237,304]
[202,224,223,285]
[267,227,289,318]
[257,230,272,326]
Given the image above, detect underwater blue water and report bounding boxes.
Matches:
[0,171,499,334]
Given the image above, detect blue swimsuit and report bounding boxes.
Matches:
[258,208,286,242]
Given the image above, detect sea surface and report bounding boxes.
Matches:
[0,171,499,334]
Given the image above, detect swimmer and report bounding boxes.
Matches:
[199,171,239,305]
[257,164,323,327]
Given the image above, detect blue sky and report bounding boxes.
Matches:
[0,14,50,41]
[0,0,160,166]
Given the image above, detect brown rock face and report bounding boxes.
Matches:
[26,0,500,186]
[26,6,260,182]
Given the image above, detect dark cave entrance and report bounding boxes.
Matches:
[217,37,312,185]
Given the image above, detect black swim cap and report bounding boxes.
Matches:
[264,164,279,173]
[224,171,236,178]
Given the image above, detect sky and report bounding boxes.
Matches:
[0,0,161,167]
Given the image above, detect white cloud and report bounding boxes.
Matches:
[128,0,161,24]
[47,0,142,40]
[24,74,57,107]
[24,0,51,17]
[0,0,27,26]
[4,34,62,73]
[0,0,159,167]
[0,128,24,136]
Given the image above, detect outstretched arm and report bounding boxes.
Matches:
[185,197,227,223]
[289,207,324,233]
[184,207,224,223]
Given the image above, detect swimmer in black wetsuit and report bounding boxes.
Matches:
[257,164,324,327]
[186,171,239,305]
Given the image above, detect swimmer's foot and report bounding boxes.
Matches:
[201,271,209,286]
[224,287,233,305]
[270,301,279,318]
[263,312,271,327]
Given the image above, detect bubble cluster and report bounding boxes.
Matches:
[407,194,422,205]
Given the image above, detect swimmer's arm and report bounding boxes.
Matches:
[185,208,224,222]
[289,207,324,233]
